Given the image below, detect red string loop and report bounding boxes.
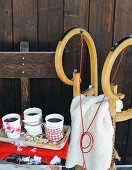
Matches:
[80,131,94,153]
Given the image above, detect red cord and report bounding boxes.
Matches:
[111,48,126,83]
[79,36,126,169]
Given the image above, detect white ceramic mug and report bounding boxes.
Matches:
[2,113,21,140]
[23,107,43,136]
[23,107,42,125]
[45,114,64,130]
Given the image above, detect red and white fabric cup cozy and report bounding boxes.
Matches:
[45,114,64,141]
[2,113,21,140]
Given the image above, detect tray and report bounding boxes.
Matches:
[0,125,71,150]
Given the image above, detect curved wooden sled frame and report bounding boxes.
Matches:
[102,37,132,122]
[55,28,98,97]
[102,37,132,170]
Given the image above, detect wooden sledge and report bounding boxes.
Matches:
[55,28,132,169]
[55,27,98,169]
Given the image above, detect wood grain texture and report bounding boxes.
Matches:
[20,42,30,111]
[0,0,13,51]
[89,0,115,92]
[38,0,63,51]
[116,109,132,122]
[20,78,30,111]
[13,0,37,51]
[64,0,89,31]
[0,78,21,117]
[0,52,56,78]
[0,0,21,115]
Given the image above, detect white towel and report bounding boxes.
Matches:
[66,94,123,170]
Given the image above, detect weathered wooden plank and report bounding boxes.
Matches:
[0,0,21,115]
[89,0,115,92]
[20,42,30,111]
[0,52,57,78]
[113,0,132,164]
[64,0,89,31]
[13,0,37,51]
[20,78,30,111]
[0,78,21,117]
[0,0,13,51]
[38,0,63,51]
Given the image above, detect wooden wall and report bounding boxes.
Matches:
[0,0,131,164]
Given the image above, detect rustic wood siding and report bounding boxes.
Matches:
[0,0,131,164]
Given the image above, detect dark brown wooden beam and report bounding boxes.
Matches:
[0,52,57,78]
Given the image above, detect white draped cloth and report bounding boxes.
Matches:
[66,94,123,170]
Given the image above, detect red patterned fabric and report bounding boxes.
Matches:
[46,132,63,142]
[3,122,21,134]
[45,124,63,141]
[45,124,62,133]
[0,118,68,163]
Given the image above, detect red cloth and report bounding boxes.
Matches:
[0,118,68,163]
